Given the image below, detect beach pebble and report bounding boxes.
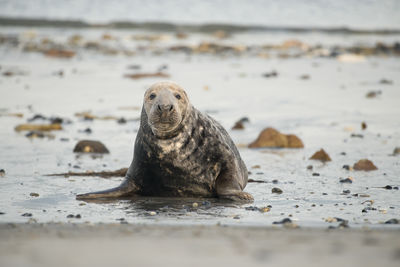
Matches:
[393,147,400,155]
[273,218,292,224]
[192,202,198,208]
[233,215,240,219]
[0,212,5,215]
[342,165,350,171]
[231,117,249,130]
[353,159,378,171]
[339,177,354,183]
[384,219,399,224]
[366,90,382,98]
[271,187,283,194]
[29,192,39,197]
[0,169,5,177]
[21,213,32,217]
[361,122,367,130]
[248,127,303,148]
[73,140,110,154]
[379,79,393,85]
[149,211,157,216]
[309,149,331,162]
[312,173,320,176]
[263,70,278,78]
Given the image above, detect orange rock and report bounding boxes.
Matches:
[309,149,331,162]
[248,128,303,148]
[15,123,62,132]
[353,159,377,171]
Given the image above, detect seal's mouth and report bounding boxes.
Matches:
[148,111,182,137]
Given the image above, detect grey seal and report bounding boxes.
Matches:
[76,81,253,202]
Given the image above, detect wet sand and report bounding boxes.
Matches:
[1,223,400,267]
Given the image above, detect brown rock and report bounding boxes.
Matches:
[73,140,110,154]
[231,121,244,130]
[309,149,331,162]
[393,147,400,155]
[361,122,367,130]
[248,128,303,148]
[44,49,76,58]
[124,72,170,80]
[15,123,62,132]
[286,134,304,148]
[353,159,377,171]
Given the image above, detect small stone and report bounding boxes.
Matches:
[29,192,39,197]
[361,122,367,130]
[351,133,364,138]
[393,147,400,155]
[339,177,353,183]
[379,79,393,85]
[75,214,81,219]
[384,218,399,224]
[342,165,350,170]
[233,215,240,219]
[66,214,74,218]
[259,207,271,213]
[309,149,331,162]
[0,169,5,177]
[263,71,278,78]
[192,202,198,208]
[312,173,320,176]
[273,218,292,224]
[149,211,157,216]
[272,179,278,184]
[21,213,32,217]
[353,159,377,171]
[271,187,283,194]
[366,90,382,98]
[306,165,313,170]
[384,185,393,190]
[79,203,86,206]
[0,212,5,215]
[342,190,351,194]
[117,117,127,124]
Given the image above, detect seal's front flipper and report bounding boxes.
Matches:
[76,179,138,200]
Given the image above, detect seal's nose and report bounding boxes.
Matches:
[157,104,174,112]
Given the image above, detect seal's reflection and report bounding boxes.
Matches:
[80,196,241,219]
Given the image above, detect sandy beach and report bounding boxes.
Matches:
[1,223,400,267]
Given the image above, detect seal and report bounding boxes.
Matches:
[76,81,253,202]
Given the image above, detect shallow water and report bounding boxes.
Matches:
[1,0,400,29]
[0,27,399,228]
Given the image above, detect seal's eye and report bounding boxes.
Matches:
[149,93,156,100]
[175,94,181,100]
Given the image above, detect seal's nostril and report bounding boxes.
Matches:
[157,105,161,111]
[169,105,173,111]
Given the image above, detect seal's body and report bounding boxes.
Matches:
[76,81,253,201]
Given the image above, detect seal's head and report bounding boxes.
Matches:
[144,81,191,138]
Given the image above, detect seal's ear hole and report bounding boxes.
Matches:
[175,94,181,100]
[149,93,156,100]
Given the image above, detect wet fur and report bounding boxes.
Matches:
[76,81,253,202]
